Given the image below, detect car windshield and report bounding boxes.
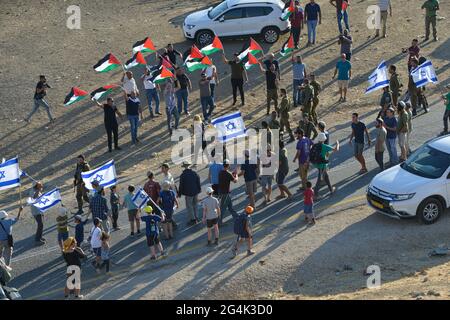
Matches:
[401,145,450,179]
[208,1,228,19]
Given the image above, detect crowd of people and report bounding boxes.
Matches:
[0,0,446,299]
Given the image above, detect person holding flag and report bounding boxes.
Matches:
[258,61,279,115]
[29,182,46,245]
[441,90,450,136]
[330,0,350,35]
[0,206,23,266]
[202,59,220,106]
[93,97,123,153]
[121,71,139,98]
[141,67,162,118]
[222,53,248,107]
[174,67,192,116]
[289,0,304,48]
[73,155,91,215]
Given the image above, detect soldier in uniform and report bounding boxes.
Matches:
[269,111,280,130]
[408,58,420,116]
[278,88,295,143]
[298,112,318,141]
[73,155,91,215]
[309,73,321,125]
[300,78,314,120]
[388,65,402,109]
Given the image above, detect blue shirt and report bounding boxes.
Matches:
[0,219,17,241]
[292,63,306,80]
[160,190,176,215]
[209,163,224,185]
[123,193,138,210]
[240,161,258,182]
[141,214,162,237]
[305,2,321,21]
[384,116,398,139]
[336,60,352,80]
[75,220,86,245]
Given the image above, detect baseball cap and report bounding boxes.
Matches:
[206,187,214,194]
[317,132,327,142]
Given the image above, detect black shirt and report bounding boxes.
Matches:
[218,170,234,194]
[63,249,85,267]
[266,70,278,90]
[351,121,366,144]
[126,98,140,116]
[176,74,190,90]
[228,61,245,80]
[34,81,49,99]
[164,49,182,65]
[103,104,118,125]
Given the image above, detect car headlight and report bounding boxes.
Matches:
[185,24,196,30]
[392,193,415,201]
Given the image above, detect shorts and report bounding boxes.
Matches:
[206,218,218,228]
[338,80,349,89]
[93,247,102,257]
[304,204,313,214]
[353,142,364,157]
[146,235,160,247]
[245,180,257,195]
[276,171,287,185]
[398,132,407,148]
[128,209,139,222]
[58,231,69,242]
[162,211,173,223]
[260,175,273,189]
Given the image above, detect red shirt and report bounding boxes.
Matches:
[143,180,161,201]
[407,46,420,66]
[304,188,314,205]
[290,7,304,28]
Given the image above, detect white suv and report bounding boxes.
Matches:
[183,0,290,47]
[367,135,450,224]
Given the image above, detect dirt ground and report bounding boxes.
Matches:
[1,0,449,300]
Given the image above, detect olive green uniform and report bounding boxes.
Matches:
[301,84,314,120]
[279,96,295,140]
[298,119,318,140]
[310,80,321,125]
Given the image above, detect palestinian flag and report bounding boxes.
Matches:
[280,34,295,57]
[90,85,119,101]
[237,38,263,61]
[185,56,212,72]
[153,66,174,84]
[158,54,174,69]
[200,36,224,56]
[124,51,147,70]
[185,45,204,62]
[244,52,259,70]
[132,37,156,54]
[64,87,89,106]
[93,53,121,73]
[281,0,294,21]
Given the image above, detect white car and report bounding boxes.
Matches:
[367,135,450,224]
[183,0,290,47]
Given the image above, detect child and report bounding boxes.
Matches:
[304,181,316,225]
[232,206,255,258]
[140,205,165,260]
[110,185,121,231]
[159,181,178,240]
[90,218,103,270]
[122,185,141,237]
[56,207,69,250]
[202,186,221,246]
[100,232,111,274]
[62,237,86,300]
[74,215,87,248]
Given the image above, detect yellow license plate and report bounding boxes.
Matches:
[371,200,384,209]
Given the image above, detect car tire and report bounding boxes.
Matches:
[417,197,443,224]
[261,26,280,44]
[196,30,215,48]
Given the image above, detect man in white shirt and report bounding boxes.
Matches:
[141,67,161,118]
[90,217,103,270]
[376,0,392,38]
[122,71,139,98]
[203,60,219,106]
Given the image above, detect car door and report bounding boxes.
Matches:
[212,8,244,36]
[242,6,274,35]
[446,167,450,208]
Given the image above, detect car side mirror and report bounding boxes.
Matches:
[219,16,225,22]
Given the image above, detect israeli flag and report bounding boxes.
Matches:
[365,61,389,94]
[0,157,21,191]
[211,112,247,143]
[411,60,438,88]
[81,160,117,191]
[28,188,62,212]
[132,187,150,209]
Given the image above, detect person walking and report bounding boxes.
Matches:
[62,237,85,299]
[375,0,392,38]
[0,207,23,266]
[374,118,387,171]
[141,206,165,260]
[100,232,111,274]
[29,182,46,245]
[332,53,352,102]
[218,160,238,225]
[349,113,371,174]
[208,160,224,196]
[305,0,322,46]
[310,133,340,200]
[293,128,312,191]
[330,0,350,34]
[202,187,221,246]
[122,185,141,237]
[178,161,201,225]
[309,73,321,125]
[276,141,293,200]
[441,90,450,136]
[175,68,192,115]
[338,29,353,61]
[260,145,276,204]
[144,171,161,216]
[389,65,402,108]
[141,67,161,118]
[239,150,259,209]
[164,79,180,136]
[303,181,316,225]
[318,121,330,145]
[279,89,296,142]
[25,75,55,124]
[299,78,314,117]
[89,187,110,234]
[126,92,143,145]
[73,155,90,215]
[222,53,248,107]
[289,0,304,48]
[203,61,220,106]
[199,72,215,121]
[298,112,318,140]
[396,102,409,162]
[383,107,399,166]
[421,0,440,41]
[291,52,307,108]
[94,97,122,153]
[231,206,255,258]
[159,182,178,240]
[109,185,120,231]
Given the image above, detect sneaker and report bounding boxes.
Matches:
[156,112,163,116]
[247,250,255,256]
[35,239,46,246]
[64,295,70,300]
[214,238,219,245]
[136,229,141,235]
[434,37,439,42]
[74,295,84,300]
[130,232,135,238]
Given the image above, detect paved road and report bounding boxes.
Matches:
[6,94,446,300]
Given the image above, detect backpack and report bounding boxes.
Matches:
[233,213,247,236]
[309,143,328,165]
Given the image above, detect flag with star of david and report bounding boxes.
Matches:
[132,187,150,209]
[0,157,21,191]
[27,188,62,212]
[211,111,247,143]
[81,159,117,191]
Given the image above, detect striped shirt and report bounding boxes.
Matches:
[56,215,69,234]
[378,0,391,11]
[89,193,109,220]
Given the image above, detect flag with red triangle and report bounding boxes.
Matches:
[93,53,122,73]
[244,52,260,70]
[132,37,157,54]
[124,51,147,70]
[64,87,89,106]
[153,66,175,84]
[200,36,224,56]
[238,38,263,61]
[280,34,295,56]
[281,0,295,21]
[185,55,212,72]
[90,85,119,101]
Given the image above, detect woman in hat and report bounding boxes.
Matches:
[202,187,221,246]
[62,237,86,299]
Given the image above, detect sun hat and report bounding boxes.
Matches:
[0,210,8,220]
[143,205,153,214]
[317,132,327,142]
[245,206,254,215]
[182,160,192,168]
[58,207,67,217]
[206,187,214,194]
